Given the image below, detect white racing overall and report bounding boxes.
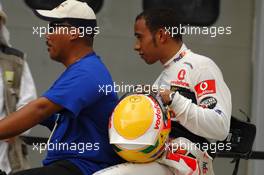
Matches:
[94,44,231,175]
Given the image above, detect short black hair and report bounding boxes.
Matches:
[136,8,182,42]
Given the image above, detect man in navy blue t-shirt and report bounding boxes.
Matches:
[0,0,123,175]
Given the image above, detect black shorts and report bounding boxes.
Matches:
[11,160,83,175]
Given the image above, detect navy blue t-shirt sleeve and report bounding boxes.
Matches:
[43,69,102,117]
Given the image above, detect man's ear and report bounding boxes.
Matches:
[69,28,81,41]
[156,28,169,44]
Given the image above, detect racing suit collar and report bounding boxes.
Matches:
[164,43,188,68]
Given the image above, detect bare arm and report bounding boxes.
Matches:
[0,97,62,140]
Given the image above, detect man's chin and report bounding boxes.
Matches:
[144,58,157,65]
[49,54,59,62]
[141,57,151,64]
[145,60,152,65]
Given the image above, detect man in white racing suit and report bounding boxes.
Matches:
[94,8,232,175]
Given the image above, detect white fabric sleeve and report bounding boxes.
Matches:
[16,61,37,135]
[170,63,232,141]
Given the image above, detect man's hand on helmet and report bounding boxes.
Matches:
[159,89,175,106]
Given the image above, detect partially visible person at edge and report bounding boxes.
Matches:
[0,2,37,174]
[0,0,123,175]
[93,8,231,175]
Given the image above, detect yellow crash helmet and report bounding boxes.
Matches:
[109,93,171,163]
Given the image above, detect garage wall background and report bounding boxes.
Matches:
[2,0,254,174]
